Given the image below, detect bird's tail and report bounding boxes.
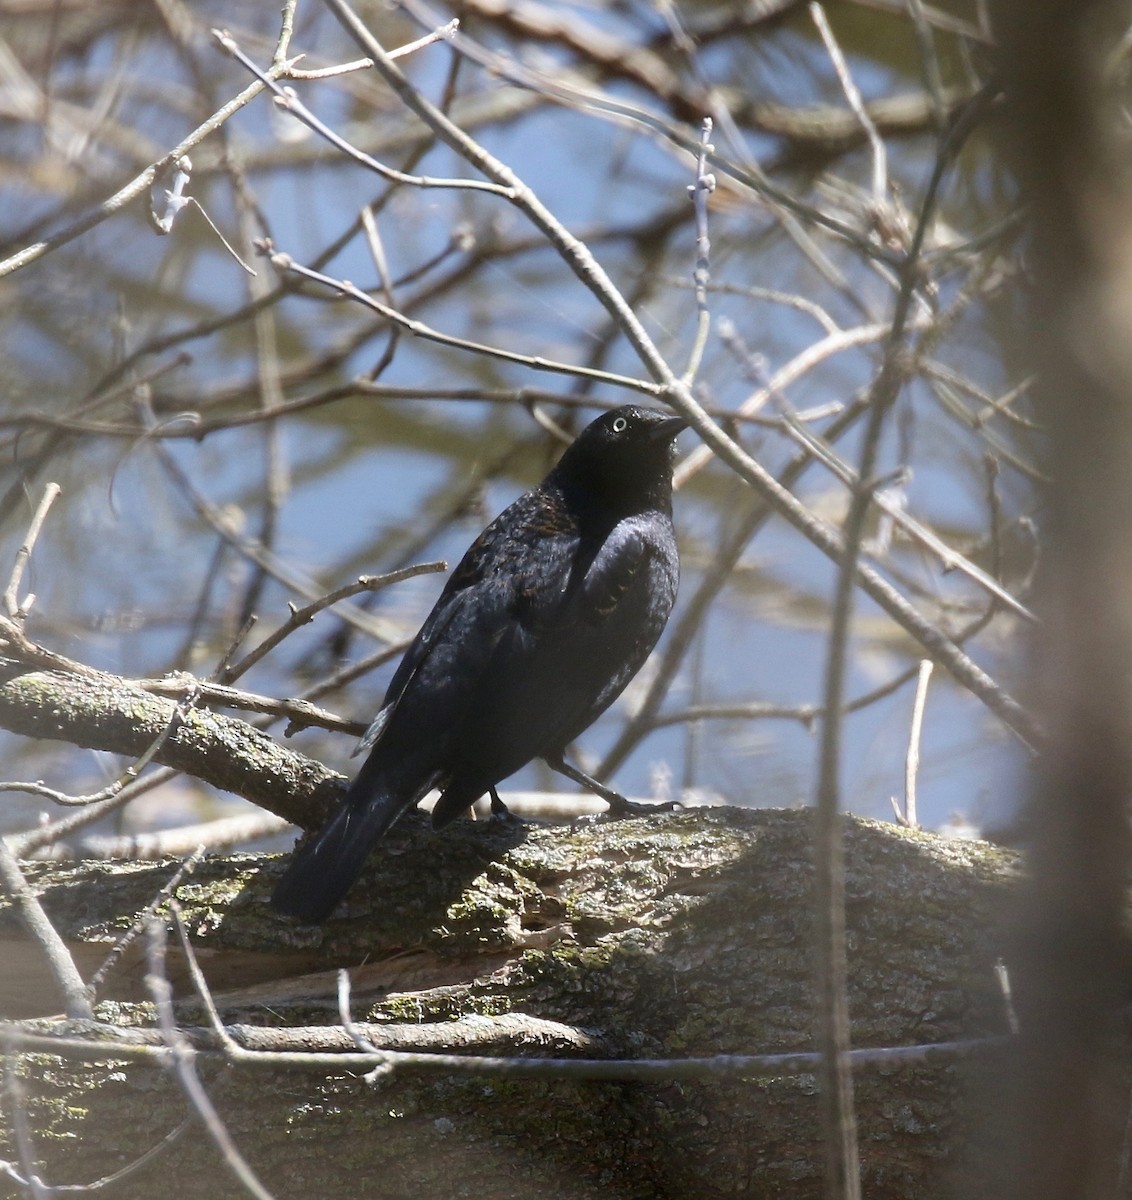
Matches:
[270,778,406,923]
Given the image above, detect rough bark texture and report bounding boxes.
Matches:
[0,808,1017,1199]
[0,662,345,827]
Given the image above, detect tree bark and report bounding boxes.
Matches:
[1,808,1016,1199]
[0,661,344,828]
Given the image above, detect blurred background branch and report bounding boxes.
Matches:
[988,1,1132,1196]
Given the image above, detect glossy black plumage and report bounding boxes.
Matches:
[271,405,685,922]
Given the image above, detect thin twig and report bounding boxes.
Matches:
[298,636,414,703]
[287,17,459,78]
[894,660,933,828]
[0,1015,1014,1081]
[61,813,291,862]
[0,1118,194,1194]
[3,482,61,620]
[145,923,277,1200]
[810,3,887,211]
[682,116,715,386]
[266,249,662,396]
[2,1034,48,1199]
[88,850,206,997]
[215,26,507,199]
[337,969,394,1086]
[169,901,241,1054]
[673,318,931,487]
[904,0,948,129]
[0,46,296,278]
[138,409,409,644]
[218,566,444,685]
[0,839,93,1019]
[10,767,181,858]
[230,153,288,630]
[395,0,894,266]
[772,409,1035,622]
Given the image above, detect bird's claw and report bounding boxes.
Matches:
[488,788,525,825]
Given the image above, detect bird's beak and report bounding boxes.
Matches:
[649,415,687,442]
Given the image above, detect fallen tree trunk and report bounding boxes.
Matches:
[0,807,1016,1199]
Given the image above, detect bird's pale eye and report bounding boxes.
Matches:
[612,416,628,433]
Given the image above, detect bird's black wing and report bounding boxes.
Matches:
[353,489,573,757]
[559,513,679,727]
[441,513,667,779]
[573,520,649,623]
[350,572,475,759]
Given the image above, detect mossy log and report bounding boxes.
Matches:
[0,807,1018,1199]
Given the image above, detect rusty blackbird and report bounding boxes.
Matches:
[271,405,685,922]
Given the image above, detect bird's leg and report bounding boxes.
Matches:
[543,755,680,818]
[488,786,521,824]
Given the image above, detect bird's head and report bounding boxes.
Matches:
[549,405,687,516]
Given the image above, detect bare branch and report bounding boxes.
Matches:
[3,482,61,620]
[0,839,93,1019]
[0,47,296,278]
[145,923,277,1200]
[0,665,343,829]
[0,1013,1010,1083]
[218,564,445,685]
[893,660,933,829]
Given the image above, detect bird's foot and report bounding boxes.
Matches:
[602,793,683,819]
[544,755,681,820]
[488,787,525,826]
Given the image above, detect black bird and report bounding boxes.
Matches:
[271,405,685,922]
